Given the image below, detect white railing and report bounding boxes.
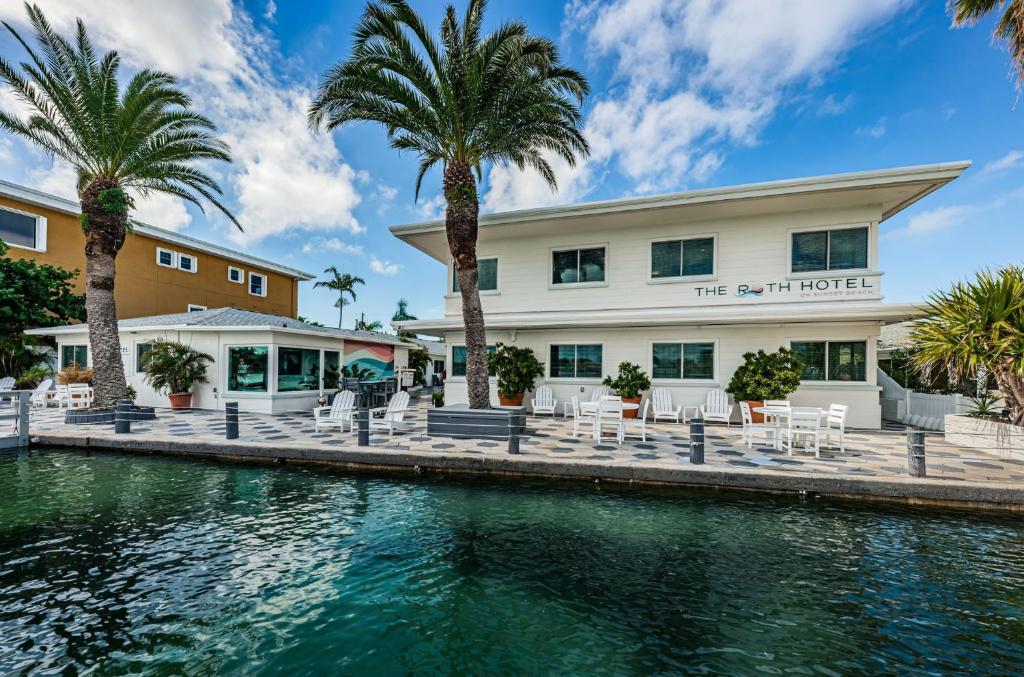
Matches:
[876,368,973,431]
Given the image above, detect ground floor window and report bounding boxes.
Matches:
[451,345,495,377]
[652,342,715,380]
[791,340,867,382]
[550,344,602,378]
[433,359,445,374]
[277,347,320,392]
[61,344,88,368]
[323,350,341,389]
[136,343,154,373]
[228,346,269,392]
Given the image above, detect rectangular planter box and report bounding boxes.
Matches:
[944,414,1024,459]
[427,404,526,440]
[65,406,157,425]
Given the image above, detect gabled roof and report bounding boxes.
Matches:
[0,178,314,280]
[406,337,446,356]
[25,307,405,346]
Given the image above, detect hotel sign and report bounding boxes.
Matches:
[694,276,877,300]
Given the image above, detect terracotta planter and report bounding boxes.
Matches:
[498,392,525,407]
[744,400,765,423]
[168,392,193,409]
[622,396,642,418]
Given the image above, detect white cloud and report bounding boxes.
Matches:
[857,116,887,139]
[0,138,13,164]
[370,257,401,276]
[885,205,974,238]
[818,93,854,115]
[302,237,364,256]
[373,184,398,200]
[483,151,593,212]
[982,150,1024,175]
[264,0,277,21]
[415,194,446,220]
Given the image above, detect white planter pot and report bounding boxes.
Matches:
[944,414,1024,459]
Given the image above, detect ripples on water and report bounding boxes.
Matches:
[0,449,1022,675]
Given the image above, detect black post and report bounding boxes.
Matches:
[357,392,370,446]
[225,401,239,440]
[17,393,29,448]
[114,398,132,434]
[507,411,523,454]
[907,430,926,477]
[689,418,705,464]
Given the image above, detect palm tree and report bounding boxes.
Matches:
[354,313,384,332]
[309,0,589,408]
[0,5,238,408]
[911,266,1024,425]
[950,0,1024,89]
[314,266,365,328]
[392,298,417,338]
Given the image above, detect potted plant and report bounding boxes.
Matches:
[603,361,651,419]
[726,348,803,423]
[143,340,214,409]
[487,343,544,406]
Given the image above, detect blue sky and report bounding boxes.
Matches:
[1,0,1023,330]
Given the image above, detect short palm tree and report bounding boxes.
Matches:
[950,0,1024,88]
[911,266,1024,425]
[314,266,365,328]
[392,298,417,338]
[0,4,238,408]
[354,313,384,332]
[309,0,589,408]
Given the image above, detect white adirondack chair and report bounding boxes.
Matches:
[650,387,681,423]
[589,385,610,402]
[823,403,848,453]
[623,400,651,442]
[596,395,625,444]
[29,378,53,408]
[58,383,92,410]
[700,389,733,425]
[571,396,597,439]
[314,390,355,432]
[530,385,557,416]
[740,401,777,449]
[781,410,824,457]
[0,377,14,406]
[370,391,410,435]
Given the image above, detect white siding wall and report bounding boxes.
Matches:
[442,323,882,428]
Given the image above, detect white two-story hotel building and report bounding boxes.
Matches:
[391,162,969,429]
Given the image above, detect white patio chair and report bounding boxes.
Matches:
[823,404,848,453]
[763,399,791,425]
[571,395,598,440]
[314,390,355,432]
[29,378,53,409]
[596,395,624,444]
[781,409,824,458]
[699,389,734,426]
[0,377,14,407]
[739,401,777,449]
[369,391,410,436]
[64,383,93,410]
[530,385,557,417]
[622,400,651,442]
[588,385,610,402]
[650,387,681,423]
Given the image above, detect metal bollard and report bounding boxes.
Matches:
[225,401,239,439]
[114,398,132,434]
[18,393,29,448]
[689,418,705,464]
[507,411,523,454]
[907,430,926,477]
[357,393,370,446]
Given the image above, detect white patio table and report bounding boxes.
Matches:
[754,406,825,450]
[579,401,640,442]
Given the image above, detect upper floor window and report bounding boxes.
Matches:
[652,342,715,380]
[552,246,605,286]
[791,340,867,382]
[228,266,245,284]
[156,247,177,268]
[651,236,714,279]
[178,253,197,273]
[451,345,495,377]
[549,344,602,379]
[453,257,498,293]
[249,272,267,297]
[187,304,207,312]
[0,206,44,251]
[791,226,868,273]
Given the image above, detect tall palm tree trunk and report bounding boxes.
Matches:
[80,179,129,408]
[338,302,344,329]
[993,364,1024,425]
[445,161,490,409]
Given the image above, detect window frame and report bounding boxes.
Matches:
[449,255,500,296]
[449,344,496,379]
[275,344,323,394]
[156,246,177,269]
[60,343,89,369]
[546,342,605,382]
[788,338,870,384]
[648,339,719,383]
[187,304,207,312]
[177,252,198,273]
[135,341,154,374]
[787,222,872,277]
[548,243,609,289]
[0,205,47,252]
[227,266,245,284]
[647,233,718,284]
[224,344,272,395]
[248,272,268,297]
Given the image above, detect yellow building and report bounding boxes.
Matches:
[0,179,312,318]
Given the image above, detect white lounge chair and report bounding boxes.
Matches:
[596,395,624,444]
[623,400,651,442]
[571,395,598,440]
[29,378,53,408]
[781,409,824,458]
[700,389,733,426]
[314,390,356,432]
[0,377,14,406]
[823,403,848,453]
[650,388,682,423]
[740,401,777,449]
[530,385,557,417]
[369,391,410,436]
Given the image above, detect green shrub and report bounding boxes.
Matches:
[487,343,544,398]
[432,390,444,407]
[727,348,803,402]
[15,367,52,388]
[143,340,213,394]
[602,361,651,399]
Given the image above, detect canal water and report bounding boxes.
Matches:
[0,449,1022,675]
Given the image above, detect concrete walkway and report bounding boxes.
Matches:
[25,399,1024,509]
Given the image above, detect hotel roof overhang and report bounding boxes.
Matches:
[0,178,315,281]
[392,301,925,334]
[390,161,971,262]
